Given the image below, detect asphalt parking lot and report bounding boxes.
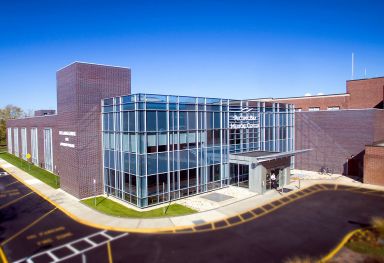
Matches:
[1,167,384,263]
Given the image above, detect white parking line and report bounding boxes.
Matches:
[14,230,128,263]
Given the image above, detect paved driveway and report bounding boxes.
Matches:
[1,168,384,263]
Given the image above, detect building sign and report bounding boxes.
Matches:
[59,131,76,136]
[60,142,75,148]
[59,131,76,148]
[229,107,259,130]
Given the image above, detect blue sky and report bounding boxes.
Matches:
[0,0,383,110]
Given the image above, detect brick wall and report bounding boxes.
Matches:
[271,77,384,111]
[295,109,384,177]
[57,62,131,198]
[7,115,59,172]
[347,77,384,109]
[274,94,349,111]
[364,145,384,186]
[7,62,131,199]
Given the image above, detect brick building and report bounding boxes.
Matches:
[7,62,131,198]
[266,77,384,111]
[6,62,299,207]
[257,76,384,185]
[364,141,384,186]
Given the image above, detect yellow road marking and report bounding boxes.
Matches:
[249,210,257,217]
[0,191,33,210]
[1,208,57,246]
[107,241,113,263]
[320,228,363,262]
[0,246,8,263]
[1,165,384,235]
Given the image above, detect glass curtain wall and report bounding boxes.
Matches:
[31,128,38,165]
[21,128,27,160]
[14,128,19,157]
[102,94,229,208]
[44,128,53,171]
[7,128,12,154]
[102,94,294,208]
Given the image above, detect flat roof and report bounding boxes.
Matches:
[231,149,311,162]
[253,93,350,101]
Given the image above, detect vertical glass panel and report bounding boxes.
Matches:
[180,170,188,189]
[130,134,137,153]
[214,112,220,128]
[179,150,188,170]
[129,111,135,131]
[123,152,129,172]
[188,112,196,130]
[129,154,136,174]
[207,112,213,129]
[122,133,129,152]
[146,111,156,131]
[122,112,129,131]
[158,111,167,131]
[179,111,187,130]
[147,153,157,175]
[147,175,157,196]
[158,152,168,173]
[158,133,167,152]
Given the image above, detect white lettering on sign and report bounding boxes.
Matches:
[65,137,69,142]
[60,142,75,148]
[59,131,76,136]
[229,107,259,130]
[230,123,259,129]
[232,115,258,121]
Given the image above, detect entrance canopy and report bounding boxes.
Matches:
[230,149,311,164]
[229,149,311,194]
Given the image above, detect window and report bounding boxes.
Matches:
[14,128,19,157]
[44,128,53,171]
[7,128,12,154]
[308,107,320,111]
[327,106,340,111]
[31,128,38,165]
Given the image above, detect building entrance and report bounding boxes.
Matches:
[266,168,282,190]
[229,163,249,188]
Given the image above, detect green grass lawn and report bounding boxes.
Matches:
[346,241,384,258]
[0,152,60,189]
[81,196,197,218]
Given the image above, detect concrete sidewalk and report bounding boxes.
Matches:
[1,158,383,233]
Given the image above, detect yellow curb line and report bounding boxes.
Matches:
[107,241,113,263]
[2,161,382,235]
[320,228,363,262]
[0,246,8,263]
[0,163,319,234]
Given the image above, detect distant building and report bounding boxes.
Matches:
[254,77,384,183]
[262,77,384,111]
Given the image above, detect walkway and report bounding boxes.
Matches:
[1,158,383,232]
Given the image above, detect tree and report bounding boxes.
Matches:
[0,105,24,145]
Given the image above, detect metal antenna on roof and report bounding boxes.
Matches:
[351,52,354,80]
[364,68,367,78]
